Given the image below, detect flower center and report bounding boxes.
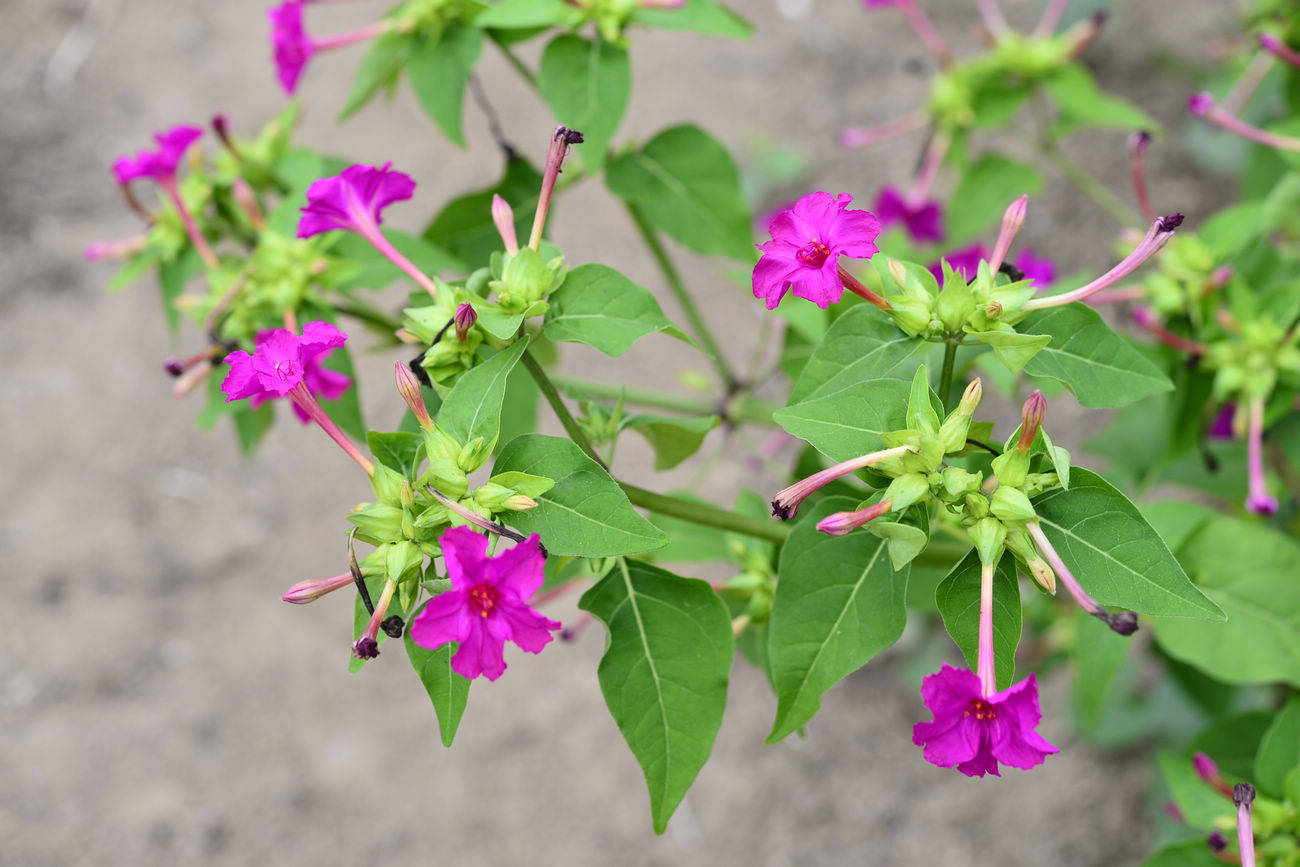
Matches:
[964,699,997,721]
[274,359,299,381]
[467,584,500,618]
[797,240,832,268]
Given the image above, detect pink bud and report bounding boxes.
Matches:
[232,178,265,230]
[395,361,433,429]
[1192,752,1219,783]
[282,572,354,604]
[1017,391,1046,452]
[454,303,477,342]
[491,194,519,254]
[1187,92,1214,116]
[815,499,893,536]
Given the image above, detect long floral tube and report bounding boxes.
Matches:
[1023,214,1181,310]
[1245,397,1279,515]
[838,111,927,149]
[289,384,375,475]
[1235,784,1256,867]
[1026,521,1138,635]
[770,445,914,519]
[1259,33,1300,69]
[1189,92,1300,152]
[977,561,997,698]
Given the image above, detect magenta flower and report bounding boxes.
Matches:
[298,163,440,298]
[912,664,1058,777]
[873,186,945,243]
[222,321,373,474]
[112,124,204,186]
[752,191,883,310]
[409,527,561,681]
[269,1,312,94]
[235,328,352,423]
[1014,249,1056,287]
[1208,403,1236,440]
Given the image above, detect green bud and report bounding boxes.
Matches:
[936,378,983,452]
[990,486,1036,524]
[963,492,990,519]
[412,502,450,529]
[385,540,424,584]
[423,425,462,464]
[399,481,416,511]
[1006,527,1056,593]
[424,457,469,499]
[348,502,405,545]
[884,472,931,511]
[369,463,407,507]
[886,296,932,337]
[486,471,554,499]
[935,266,976,333]
[1022,472,1060,497]
[458,436,493,473]
[473,482,536,513]
[490,248,567,313]
[968,517,1007,566]
[991,449,1030,488]
[939,467,983,499]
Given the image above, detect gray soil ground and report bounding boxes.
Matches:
[1,0,1236,863]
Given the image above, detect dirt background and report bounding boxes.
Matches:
[0,0,1237,864]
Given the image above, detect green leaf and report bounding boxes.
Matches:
[423,157,542,267]
[339,30,416,121]
[367,431,425,478]
[579,559,733,834]
[622,414,719,470]
[476,0,580,29]
[791,305,922,402]
[494,435,668,556]
[1071,608,1133,735]
[947,154,1044,242]
[543,263,687,356]
[934,551,1021,690]
[605,124,752,261]
[966,329,1051,373]
[773,377,912,463]
[404,606,472,747]
[537,35,630,167]
[631,0,752,37]
[408,25,484,147]
[766,496,909,742]
[1254,695,1300,797]
[232,404,275,455]
[1044,64,1158,135]
[1157,751,1236,833]
[436,338,529,447]
[1019,304,1173,408]
[157,248,202,333]
[1142,840,1224,867]
[1153,516,1300,687]
[1033,469,1222,620]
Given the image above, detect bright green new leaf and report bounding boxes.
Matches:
[543,264,688,355]
[1153,516,1300,687]
[1045,64,1158,135]
[537,35,630,167]
[605,124,752,261]
[774,377,912,463]
[934,551,1021,690]
[404,602,472,747]
[436,338,530,448]
[1033,469,1222,620]
[579,559,733,834]
[408,25,484,147]
[1020,304,1173,408]
[766,496,909,743]
[494,435,668,556]
[966,329,1052,373]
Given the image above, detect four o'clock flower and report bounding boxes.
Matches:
[752,192,886,310]
[816,498,895,536]
[269,0,391,95]
[1188,91,1300,153]
[409,526,561,681]
[298,162,441,299]
[1245,397,1278,515]
[872,186,945,244]
[221,320,374,475]
[770,445,914,520]
[113,124,217,267]
[912,558,1057,777]
[239,327,353,423]
[1023,213,1183,310]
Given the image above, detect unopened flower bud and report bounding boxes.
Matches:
[491,194,519,254]
[1018,390,1046,452]
[816,499,893,536]
[984,300,1003,319]
[991,449,1030,488]
[1187,92,1214,116]
[1006,528,1055,593]
[1205,830,1228,853]
[990,486,1036,523]
[281,572,354,604]
[937,378,983,453]
[883,472,930,511]
[395,361,434,429]
[988,195,1028,273]
[232,178,265,229]
[887,257,909,287]
[968,517,1007,566]
[454,303,477,342]
[964,492,990,519]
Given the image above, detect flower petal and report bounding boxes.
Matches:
[485,534,546,598]
[439,526,491,592]
[221,350,264,402]
[496,598,562,654]
[409,590,472,650]
[451,617,507,681]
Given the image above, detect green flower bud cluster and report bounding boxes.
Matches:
[928,33,1074,134]
[721,537,778,627]
[402,283,485,388]
[1139,234,1219,323]
[876,257,1037,342]
[1204,316,1300,402]
[488,247,566,316]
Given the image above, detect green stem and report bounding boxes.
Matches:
[333,299,404,337]
[620,482,790,545]
[938,339,959,412]
[494,41,539,91]
[520,348,607,468]
[1043,144,1141,227]
[551,376,779,425]
[624,203,740,391]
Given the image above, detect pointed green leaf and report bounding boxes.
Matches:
[766,496,909,742]
[367,431,425,478]
[622,414,720,470]
[404,605,472,747]
[494,435,668,556]
[579,559,733,834]
[408,24,484,147]
[934,551,1021,690]
[1152,516,1300,687]
[476,0,580,28]
[791,305,923,401]
[1032,469,1223,620]
[423,158,542,267]
[1254,695,1300,797]
[1070,608,1133,735]
[967,329,1052,373]
[1019,304,1173,408]
[436,338,529,447]
[631,0,752,37]
[605,124,752,261]
[543,264,688,356]
[1044,64,1159,135]
[339,30,416,121]
[773,377,912,462]
[537,35,630,167]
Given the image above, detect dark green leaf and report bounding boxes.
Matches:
[1254,695,1300,797]
[766,496,909,742]
[367,431,425,478]
[537,35,630,166]
[631,0,752,38]
[476,0,580,29]
[404,605,472,747]
[339,31,417,121]
[934,551,1021,690]
[579,559,733,834]
[1071,608,1133,735]
[423,157,543,267]
[494,435,668,556]
[543,263,687,355]
[947,154,1044,242]
[622,414,719,470]
[790,305,922,402]
[408,25,484,147]
[773,377,911,462]
[605,124,752,261]
[436,338,529,447]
